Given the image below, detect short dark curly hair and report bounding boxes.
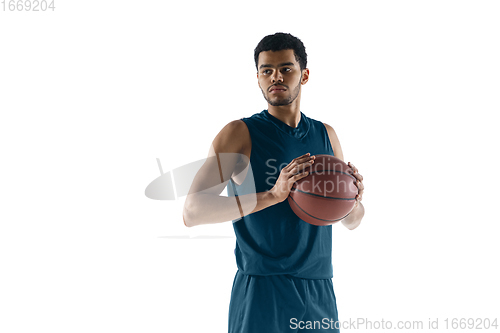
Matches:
[254,32,308,72]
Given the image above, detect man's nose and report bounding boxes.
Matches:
[271,71,283,83]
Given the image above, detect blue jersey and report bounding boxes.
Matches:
[227,109,335,279]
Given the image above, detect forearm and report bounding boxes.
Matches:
[183,191,278,227]
[341,202,365,230]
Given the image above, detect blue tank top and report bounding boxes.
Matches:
[227,109,335,279]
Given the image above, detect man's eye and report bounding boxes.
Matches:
[263,70,271,74]
[283,68,291,72]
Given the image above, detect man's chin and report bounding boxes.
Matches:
[267,97,291,106]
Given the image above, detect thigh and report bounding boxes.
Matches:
[228,271,309,333]
[300,278,339,332]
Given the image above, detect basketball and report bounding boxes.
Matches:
[288,154,358,226]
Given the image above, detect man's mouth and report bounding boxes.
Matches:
[270,86,286,93]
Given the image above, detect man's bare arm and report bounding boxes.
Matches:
[184,190,278,227]
[323,122,365,230]
[183,120,278,227]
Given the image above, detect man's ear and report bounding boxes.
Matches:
[301,68,310,85]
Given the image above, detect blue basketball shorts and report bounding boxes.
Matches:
[228,270,340,332]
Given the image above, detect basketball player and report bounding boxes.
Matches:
[183,32,365,332]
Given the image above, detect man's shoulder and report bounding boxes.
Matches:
[321,122,344,161]
[224,119,248,136]
[217,119,251,156]
[322,122,334,132]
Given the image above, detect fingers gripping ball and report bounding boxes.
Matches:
[287,154,358,226]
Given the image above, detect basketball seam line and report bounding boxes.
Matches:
[291,188,356,200]
[288,195,351,223]
[308,169,356,180]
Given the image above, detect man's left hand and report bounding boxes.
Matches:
[348,162,364,208]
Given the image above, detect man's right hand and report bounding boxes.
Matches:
[270,153,316,203]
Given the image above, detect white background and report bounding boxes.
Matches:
[1,1,499,332]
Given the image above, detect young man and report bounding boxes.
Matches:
[183,32,364,332]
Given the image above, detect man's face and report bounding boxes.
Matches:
[257,49,309,107]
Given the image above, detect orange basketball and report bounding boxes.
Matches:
[288,154,358,226]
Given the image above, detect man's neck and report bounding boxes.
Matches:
[268,104,301,129]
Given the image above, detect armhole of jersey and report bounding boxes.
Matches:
[321,122,335,156]
[239,118,252,162]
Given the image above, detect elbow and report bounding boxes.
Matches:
[341,217,361,230]
[182,200,197,228]
[341,203,364,230]
[344,220,361,230]
[183,212,191,228]
[183,208,194,228]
